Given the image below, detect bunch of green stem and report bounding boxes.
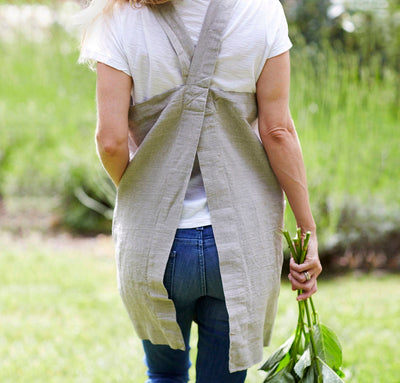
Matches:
[283,229,323,382]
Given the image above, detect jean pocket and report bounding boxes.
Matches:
[163,250,176,299]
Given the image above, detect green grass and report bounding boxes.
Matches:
[0,27,99,196]
[286,46,400,244]
[1,235,399,382]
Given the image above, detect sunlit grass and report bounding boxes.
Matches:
[0,235,146,382]
[1,235,399,382]
[0,27,98,196]
[286,46,400,243]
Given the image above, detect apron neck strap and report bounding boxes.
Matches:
[153,3,194,82]
[154,0,236,87]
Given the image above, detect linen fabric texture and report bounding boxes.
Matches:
[86,0,287,373]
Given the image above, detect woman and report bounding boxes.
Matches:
[78,0,322,381]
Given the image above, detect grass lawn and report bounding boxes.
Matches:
[1,233,399,382]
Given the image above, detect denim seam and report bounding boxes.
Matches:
[198,231,207,296]
[167,251,176,299]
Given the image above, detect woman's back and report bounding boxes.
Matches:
[81,0,292,229]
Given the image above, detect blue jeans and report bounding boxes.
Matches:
[143,226,247,383]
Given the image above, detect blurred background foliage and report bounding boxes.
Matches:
[0,0,399,270]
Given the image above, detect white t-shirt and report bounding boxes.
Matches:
[81,0,292,228]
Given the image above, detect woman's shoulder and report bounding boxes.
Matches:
[105,2,161,34]
[234,0,284,16]
[231,0,284,23]
[88,1,156,47]
[108,2,143,24]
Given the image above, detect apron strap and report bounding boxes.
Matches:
[155,0,236,87]
[186,0,235,87]
[153,3,194,82]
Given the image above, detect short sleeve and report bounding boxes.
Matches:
[80,10,131,77]
[256,0,292,79]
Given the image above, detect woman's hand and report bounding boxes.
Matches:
[288,233,322,301]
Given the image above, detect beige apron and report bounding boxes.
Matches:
[112,0,285,372]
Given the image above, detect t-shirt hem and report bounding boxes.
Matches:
[177,216,213,229]
[81,50,132,77]
[256,40,292,81]
[267,41,293,59]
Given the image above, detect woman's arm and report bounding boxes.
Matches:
[95,62,133,186]
[256,51,322,300]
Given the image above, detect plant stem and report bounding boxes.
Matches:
[310,296,318,325]
[304,299,323,380]
[289,296,305,371]
[283,230,299,263]
[300,231,311,264]
[295,227,302,257]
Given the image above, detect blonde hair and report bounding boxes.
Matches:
[76,0,172,65]
[110,0,172,8]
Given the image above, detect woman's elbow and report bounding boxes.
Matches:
[95,125,128,156]
[259,119,297,144]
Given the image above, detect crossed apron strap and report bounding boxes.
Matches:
[142,0,237,282]
[153,4,194,83]
[154,0,236,87]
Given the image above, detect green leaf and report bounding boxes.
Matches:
[260,335,294,372]
[263,353,291,381]
[336,368,346,378]
[276,352,291,373]
[294,347,311,379]
[318,357,346,382]
[313,323,343,371]
[264,367,296,383]
[300,366,316,383]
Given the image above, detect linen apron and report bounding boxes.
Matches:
[112,0,285,372]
